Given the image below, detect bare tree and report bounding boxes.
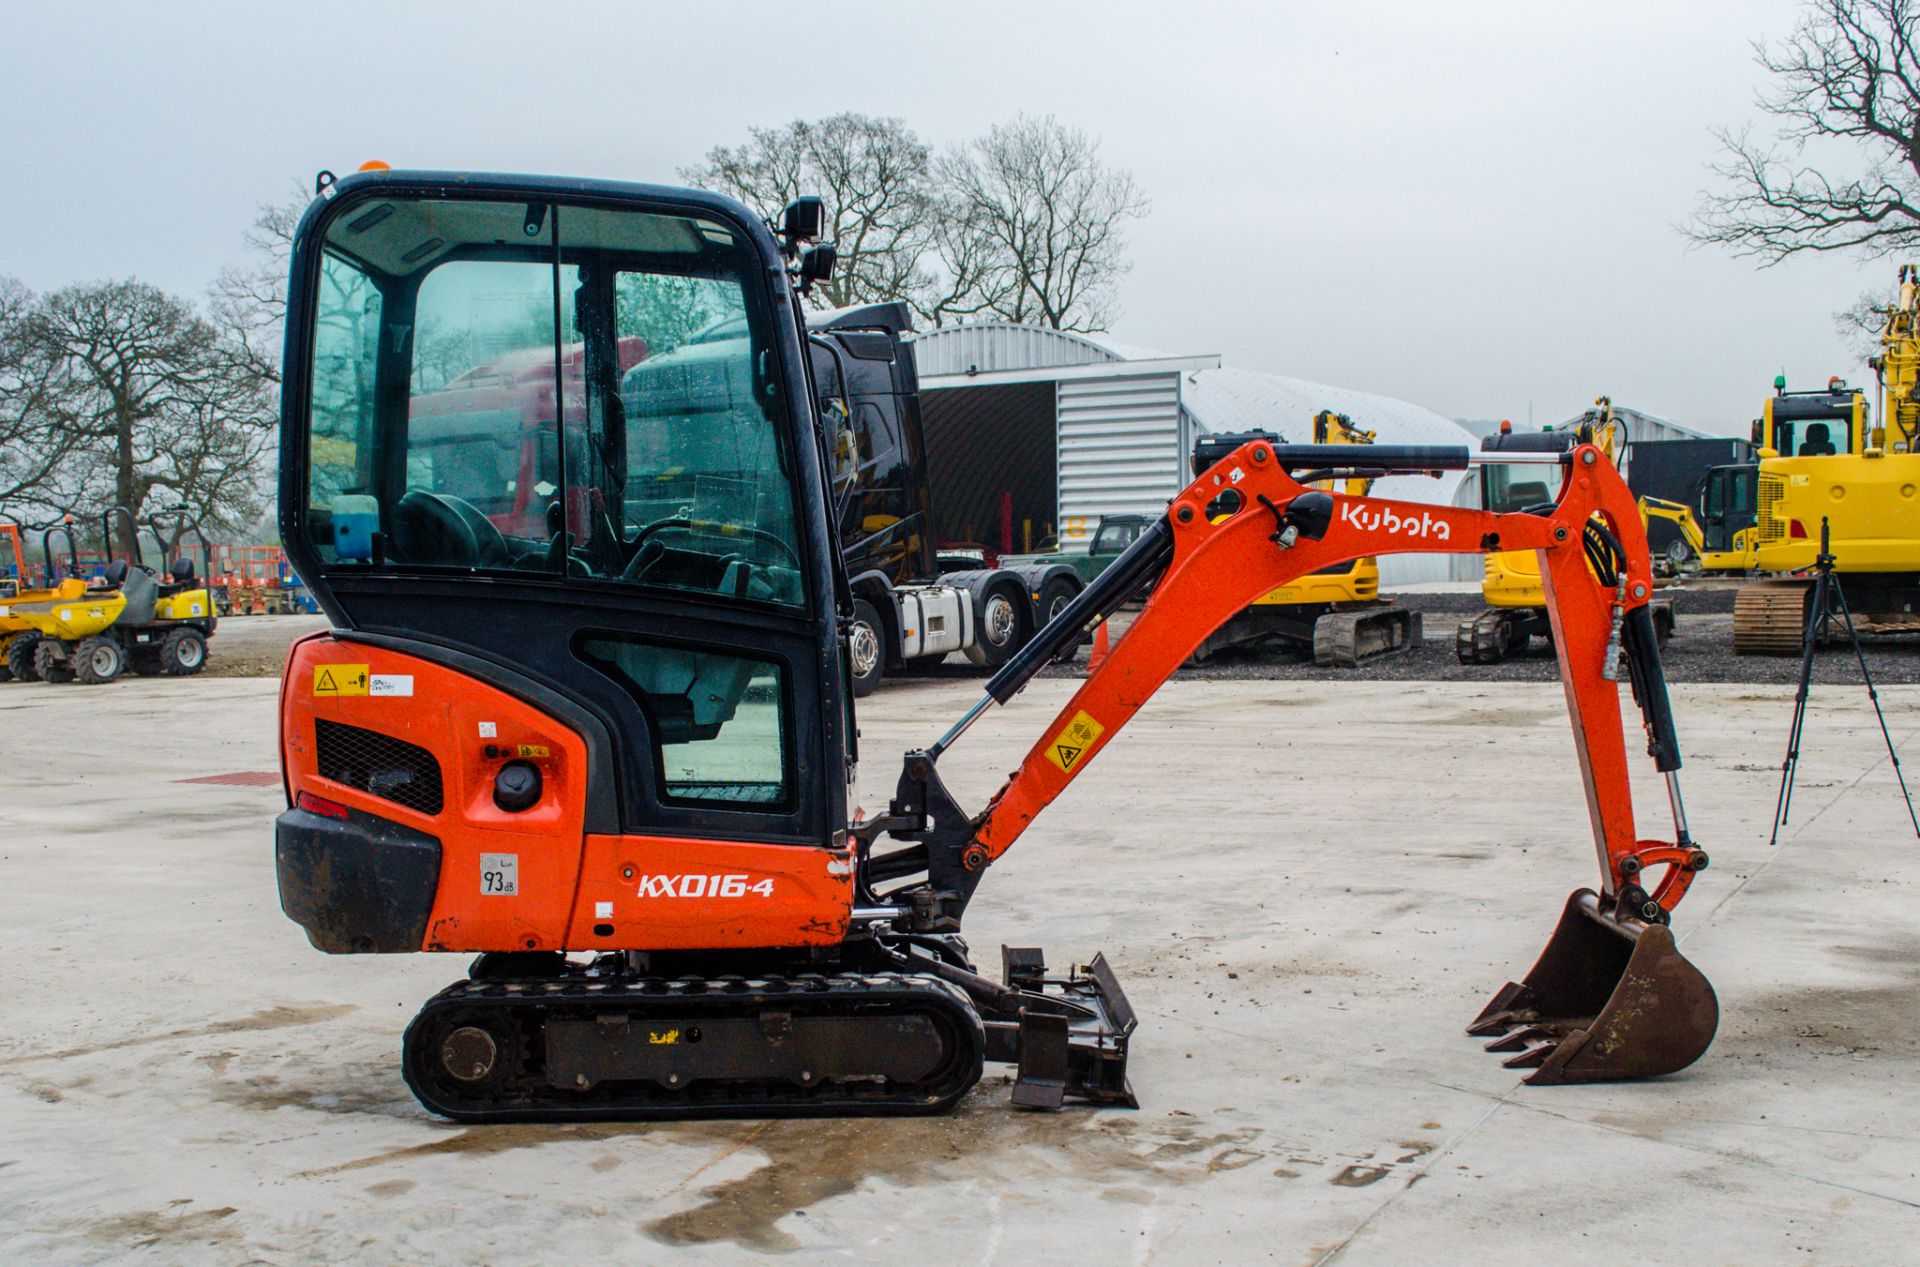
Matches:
[208,186,308,385]
[0,276,83,512]
[683,113,942,314]
[1691,0,1920,262]
[15,280,276,545]
[686,113,1151,331]
[939,115,1150,331]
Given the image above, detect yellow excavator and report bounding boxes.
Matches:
[1732,267,1920,652]
[1457,402,1678,663]
[1193,410,1420,665]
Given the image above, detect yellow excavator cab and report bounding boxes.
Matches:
[1733,269,1920,652]
[1460,403,1675,662]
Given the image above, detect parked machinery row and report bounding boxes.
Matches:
[0,508,214,684]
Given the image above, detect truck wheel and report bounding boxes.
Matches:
[1037,577,1079,630]
[34,640,75,684]
[6,634,39,682]
[161,628,209,676]
[848,598,885,698]
[967,583,1028,668]
[74,635,126,685]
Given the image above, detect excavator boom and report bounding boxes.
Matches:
[868,436,1716,1085]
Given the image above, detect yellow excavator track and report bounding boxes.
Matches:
[1732,579,1812,656]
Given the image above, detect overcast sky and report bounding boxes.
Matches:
[2,0,1879,435]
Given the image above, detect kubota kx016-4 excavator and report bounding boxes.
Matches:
[274,169,1716,1121]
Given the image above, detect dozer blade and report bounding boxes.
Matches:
[1468,889,1717,1085]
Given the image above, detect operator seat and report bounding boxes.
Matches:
[158,557,197,596]
[1799,423,1837,456]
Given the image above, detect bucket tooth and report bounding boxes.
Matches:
[1470,889,1719,1085]
[1500,1042,1557,1070]
[1482,1024,1553,1053]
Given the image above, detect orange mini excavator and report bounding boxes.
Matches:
[274,169,1716,1120]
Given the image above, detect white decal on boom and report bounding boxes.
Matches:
[1338,501,1451,541]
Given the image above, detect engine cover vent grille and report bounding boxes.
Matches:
[314,719,444,816]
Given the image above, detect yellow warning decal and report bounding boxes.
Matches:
[1044,709,1106,773]
[649,1029,680,1045]
[517,744,550,758]
[313,664,370,696]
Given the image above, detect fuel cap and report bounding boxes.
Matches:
[493,759,542,812]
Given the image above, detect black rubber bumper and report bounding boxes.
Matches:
[276,806,441,953]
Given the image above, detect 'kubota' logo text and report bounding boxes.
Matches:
[636,874,775,899]
[1339,502,1451,541]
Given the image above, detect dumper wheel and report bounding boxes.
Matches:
[5,634,39,682]
[73,635,126,685]
[160,628,208,676]
[34,640,75,684]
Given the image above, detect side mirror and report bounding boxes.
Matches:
[798,242,838,294]
[780,196,825,246]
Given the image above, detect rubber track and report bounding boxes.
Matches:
[403,970,987,1123]
[1313,606,1419,667]
[1455,608,1514,664]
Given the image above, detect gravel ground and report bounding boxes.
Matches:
[987,579,1920,688]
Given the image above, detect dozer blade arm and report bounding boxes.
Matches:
[875,435,1717,1085]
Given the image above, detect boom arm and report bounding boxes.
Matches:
[865,437,1702,935]
[1640,495,1707,560]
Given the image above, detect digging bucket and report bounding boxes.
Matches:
[1468,888,1718,1085]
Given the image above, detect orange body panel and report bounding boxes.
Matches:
[566,834,853,949]
[284,636,590,952]
[282,635,853,953]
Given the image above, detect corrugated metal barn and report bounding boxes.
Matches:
[912,324,1218,552]
[912,322,1476,583]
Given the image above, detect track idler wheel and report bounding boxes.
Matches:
[1468,888,1718,1084]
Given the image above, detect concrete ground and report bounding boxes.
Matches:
[3,669,1919,1264]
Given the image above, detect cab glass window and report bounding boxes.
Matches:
[579,635,790,808]
[300,196,805,608]
[1483,467,1558,514]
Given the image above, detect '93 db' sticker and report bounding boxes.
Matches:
[480,854,519,896]
[1044,709,1105,773]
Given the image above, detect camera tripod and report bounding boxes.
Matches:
[1770,517,1920,846]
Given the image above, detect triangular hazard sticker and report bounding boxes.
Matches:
[316,669,337,694]
[1055,744,1082,769]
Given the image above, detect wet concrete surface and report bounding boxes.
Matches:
[3,672,1919,1263]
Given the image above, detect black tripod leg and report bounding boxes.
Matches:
[1770,572,1825,847]
[1832,578,1920,839]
